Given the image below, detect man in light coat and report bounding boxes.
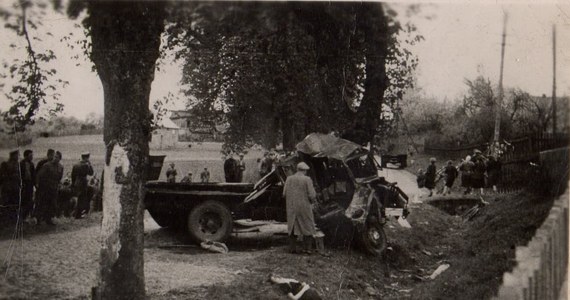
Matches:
[283,162,317,254]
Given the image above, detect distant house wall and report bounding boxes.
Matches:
[150,128,179,149]
[171,110,226,142]
[171,118,188,129]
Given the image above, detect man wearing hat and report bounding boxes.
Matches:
[71,152,94,219]
[0,150,21,222]
[283,162,317,254]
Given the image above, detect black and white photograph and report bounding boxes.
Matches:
[0,0,568,299]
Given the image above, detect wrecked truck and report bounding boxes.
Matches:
[144,133,409,255]
[237,133,409,255]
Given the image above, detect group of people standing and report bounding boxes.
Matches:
[165,163,211,183]
[0,148,95,225]
[419,149,502,197]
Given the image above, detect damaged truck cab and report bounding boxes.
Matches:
[238,133,409,255]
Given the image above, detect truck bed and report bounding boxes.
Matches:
[145,181,254,196]
[144,181,254,212]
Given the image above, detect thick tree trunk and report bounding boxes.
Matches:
[354,3,390,145]
[86,2,166,299]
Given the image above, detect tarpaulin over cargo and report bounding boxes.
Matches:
[296,133,364,161]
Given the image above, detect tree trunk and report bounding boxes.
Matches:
[86,2,166,299]
[354,3,390,145]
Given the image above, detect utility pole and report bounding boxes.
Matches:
[552,24,557,135]
[493,12,508,154]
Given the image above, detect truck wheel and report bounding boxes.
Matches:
[359,217,387,256]
[187,200,233,243]
[148,209,174,228]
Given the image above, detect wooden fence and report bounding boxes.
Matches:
[493,190,568,299]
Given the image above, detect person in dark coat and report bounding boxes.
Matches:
[425,157,437,197]
[442,160,458,195]
[36,149,54,173]
[19,149,35,221]
[224,152,239,183]
[71,152,94,219]
[486,155,502,193]
[0,150,21,222]
[36,151,63,225]
[460,155,475,195]
[471,150,487,195]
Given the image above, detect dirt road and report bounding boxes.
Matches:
[0,167,423,299]
[0,210,288,299]
[380,165,426,203]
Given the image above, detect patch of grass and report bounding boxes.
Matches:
[412,191,555,300]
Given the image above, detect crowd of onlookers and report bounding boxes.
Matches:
[0,148,100,226]
[164,150,284,184]
[417,149,502,197]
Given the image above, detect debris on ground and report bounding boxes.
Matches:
[428,264,450,279]
[397,217,412,228]
[365,284,379,296]
[269,275,322,300]
[200,241,229,254]
[157,244,198,249]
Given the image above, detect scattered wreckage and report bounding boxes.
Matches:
[144,133,410,255]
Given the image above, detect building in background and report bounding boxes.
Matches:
[150,116,180,150]
[170,110,226,142]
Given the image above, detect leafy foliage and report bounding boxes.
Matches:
[166,3,421,151]
[0,0,68,132]
[402,75,562,147]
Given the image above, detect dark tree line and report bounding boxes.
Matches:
[165,2,417,151]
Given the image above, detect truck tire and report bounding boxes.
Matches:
[359,216,387,256]
[187,200,233,243]
[148,209,174,228]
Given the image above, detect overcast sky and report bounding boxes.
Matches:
[0,1,568,120]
